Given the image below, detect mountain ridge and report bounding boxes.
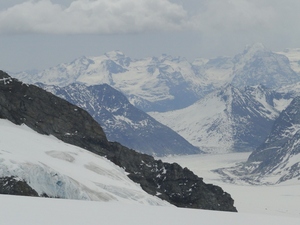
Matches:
[0,70,236,211]
[38,82,200,156]
[12,43,299,112]
[150,84,288,153]
[214,96,300,184]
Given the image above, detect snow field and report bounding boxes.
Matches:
[161,153,300,218]
[1,194,299,225]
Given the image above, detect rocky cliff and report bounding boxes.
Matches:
[0,71,236,211]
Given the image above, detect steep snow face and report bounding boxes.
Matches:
[150,85,283,153]
[38,83,199,156]
[0,119,168,206]
[151,87,234,153]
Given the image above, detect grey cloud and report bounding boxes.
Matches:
[0,0,188,34]
[1,0,299,37]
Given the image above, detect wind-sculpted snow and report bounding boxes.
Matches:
[0,119,169,205]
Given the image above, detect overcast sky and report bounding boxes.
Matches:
[0,0,300,72]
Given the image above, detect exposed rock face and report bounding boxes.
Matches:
[247,96,300,180]
[0,72,110,156]
[0,71,236,211]
[109,142,235,210]
[0,176,38,196]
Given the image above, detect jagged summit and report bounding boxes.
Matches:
[243,43,266,55]
[104,50,126,58]
[12,44,300,112]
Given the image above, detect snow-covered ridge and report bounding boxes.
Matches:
[0,119,168,206]
[12,43,299,112]
[150,85,284,153]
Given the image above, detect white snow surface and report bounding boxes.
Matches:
[1,194,300,225]
[150,89,234,153]
[0,119,168,206]
[161,153,300,219]
[1,153,300,225]
[1,119,300,224]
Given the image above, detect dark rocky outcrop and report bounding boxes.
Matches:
[109,142,235,210]
[0,71,236,211]
[0,176,39,196]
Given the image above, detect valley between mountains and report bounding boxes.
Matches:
[2,43,300,220]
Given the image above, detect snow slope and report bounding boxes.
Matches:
[0,119,168,206]
[1,194,300,225]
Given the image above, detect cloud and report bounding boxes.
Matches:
[0,0,188,34]
[1,0,300,40]
[189,0,276,32]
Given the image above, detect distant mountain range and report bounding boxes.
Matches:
[10,43,300,157]
[13,43,300,113]
[7,43,300,186]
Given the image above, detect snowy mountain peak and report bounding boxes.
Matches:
[70,56,95,66]
[150,84,282,153]
[104,51,132,67]
[104,50,126,59]
[243,43,266,55]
